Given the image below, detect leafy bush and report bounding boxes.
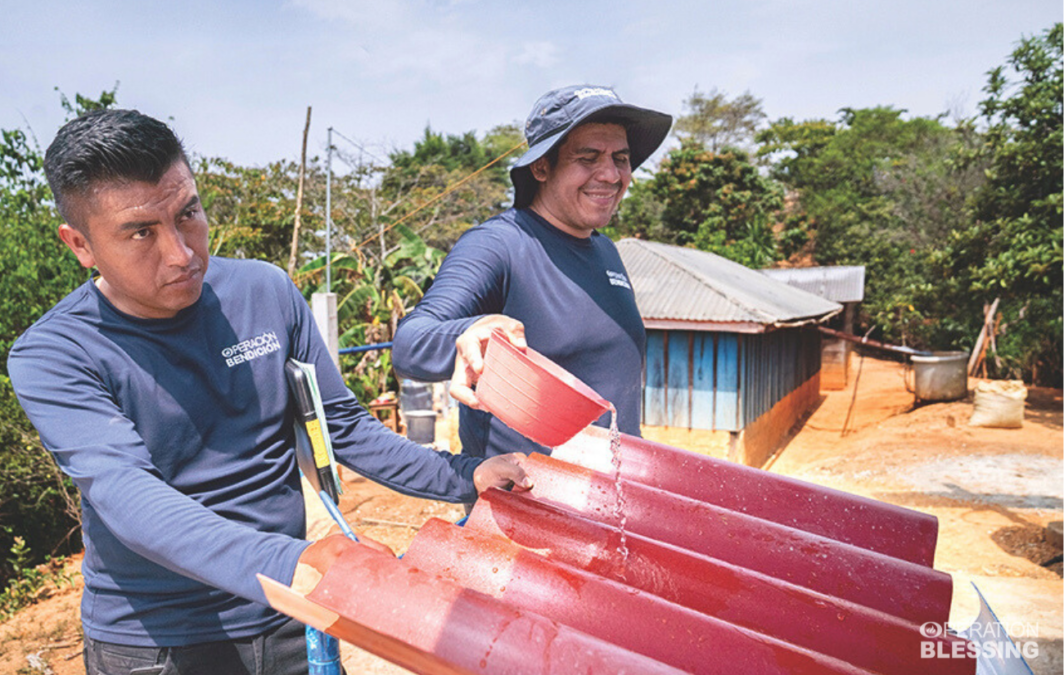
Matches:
[296,225,444,402]
[0,378,81,587]
[0,535,78,620]
[0,93,115,584]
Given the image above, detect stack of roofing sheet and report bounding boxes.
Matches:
[261,425,977,674]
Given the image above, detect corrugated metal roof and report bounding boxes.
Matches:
[760,266,866,303]
[617,239,842,328]
[262,428,977,674]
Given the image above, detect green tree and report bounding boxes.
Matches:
[380,125,519,251]
[756,107,976,347]
[614,140,784,268]
[0,130,86,360]
[947,23,1063,384]
[0,89,120,585]
[198,158,306,264]
[674,87,767,153]
[196,150,378,274]
[55,85,118,118]
[758,107,955,260]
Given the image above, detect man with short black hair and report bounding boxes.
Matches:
[393,85,672,461]
[8,108,528,675]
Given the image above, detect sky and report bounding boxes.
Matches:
[2,1,1060,169]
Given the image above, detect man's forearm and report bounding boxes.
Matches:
[392,312,481,381]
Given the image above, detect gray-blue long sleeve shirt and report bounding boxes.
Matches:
[7,257,479,647]
[392,208,646,458]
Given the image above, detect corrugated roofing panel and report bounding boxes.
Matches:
[459,490,942,674]
[261,339,1034,674]
[262,431,976,674]
[760,266,866,303]
[617,239,842,326]
[553,424,938,565]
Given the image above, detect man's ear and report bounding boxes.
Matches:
[529,157,551,184]
[58,224,96,269]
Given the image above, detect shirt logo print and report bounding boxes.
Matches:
[606,270,632,290]
[221,331,281,368]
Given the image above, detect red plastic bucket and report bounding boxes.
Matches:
[476,329,611,447]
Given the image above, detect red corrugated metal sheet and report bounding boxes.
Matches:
[260,426,977,674]
[552,425,940,566]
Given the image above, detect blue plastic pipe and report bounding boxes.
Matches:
[306,490,360,674]
[306,624,342,675]
[337,341,392,355]
[319,490,359,542]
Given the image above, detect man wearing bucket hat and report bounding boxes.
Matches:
[394,84,671,461]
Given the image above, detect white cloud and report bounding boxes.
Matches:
[286,0,410,31]
[289,0,538,87]
[7,0,1059,167]
[513,41,561,68]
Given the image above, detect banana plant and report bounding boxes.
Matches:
[294,225,444,400]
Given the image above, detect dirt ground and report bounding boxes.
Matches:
[1,355,1060,675]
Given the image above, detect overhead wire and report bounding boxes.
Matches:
[343,137,528,253]
[330,128,389,165]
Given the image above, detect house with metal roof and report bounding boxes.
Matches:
[761,266,867,390]
[617,239,841,467]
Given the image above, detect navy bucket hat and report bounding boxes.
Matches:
[511,84,672,208]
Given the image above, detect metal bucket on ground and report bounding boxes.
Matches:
[399,379,433,412]
[404,410,437,445]
[910,351,969,402]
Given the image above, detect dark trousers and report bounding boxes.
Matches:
[83,617,310,675]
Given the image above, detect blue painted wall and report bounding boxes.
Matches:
[643,326,820,431]
[644,331,668,427]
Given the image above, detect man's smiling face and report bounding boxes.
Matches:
[529,123,632,238]
[58,160,210,319]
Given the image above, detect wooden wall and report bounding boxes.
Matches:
[820,336,851,390]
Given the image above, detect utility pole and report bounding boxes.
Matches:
[287,106,312,278]
[312,127,339,368]
[325,126,333,291]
